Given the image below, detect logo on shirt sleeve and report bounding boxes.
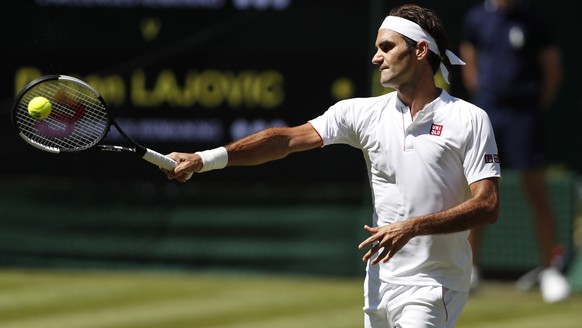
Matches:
[484,154,500,163]
[429,124,443,136]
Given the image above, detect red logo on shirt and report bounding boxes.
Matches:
[430,124,443,136]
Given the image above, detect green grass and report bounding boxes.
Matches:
[0,269,580,328]
[458,282,582,328]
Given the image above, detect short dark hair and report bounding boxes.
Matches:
[388,4,449,75]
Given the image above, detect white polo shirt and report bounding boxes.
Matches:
[309,89,500,292]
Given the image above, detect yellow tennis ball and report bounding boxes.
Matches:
[28,96,52,120]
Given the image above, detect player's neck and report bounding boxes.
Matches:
[397,85,441,120]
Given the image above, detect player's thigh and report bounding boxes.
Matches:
[390,286,468,328]
[364,273,389,328]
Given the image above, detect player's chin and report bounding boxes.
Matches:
[380,77,396,88]
[379,71,398,88]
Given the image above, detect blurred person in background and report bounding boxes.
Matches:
[459,0,569,303]
[163,4,501,327]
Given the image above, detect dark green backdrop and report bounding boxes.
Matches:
[0,0,580,279]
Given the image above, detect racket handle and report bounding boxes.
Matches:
[143,148,177,170]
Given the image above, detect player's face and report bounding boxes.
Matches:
[371,29,417,89]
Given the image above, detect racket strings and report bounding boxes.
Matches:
[15,79,110,152]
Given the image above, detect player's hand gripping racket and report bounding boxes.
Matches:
[12,74,182,173]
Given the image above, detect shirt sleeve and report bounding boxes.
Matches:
[463,107,501,184]
[308,100,360,148]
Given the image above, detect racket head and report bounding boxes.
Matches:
[12,75,111,153]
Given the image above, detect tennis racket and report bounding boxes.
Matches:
[12,74,179,171]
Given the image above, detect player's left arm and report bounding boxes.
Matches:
[359,177,499,265]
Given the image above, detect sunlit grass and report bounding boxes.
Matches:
[0,269,580,328]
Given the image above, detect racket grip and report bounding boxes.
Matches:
[143,148,177,170]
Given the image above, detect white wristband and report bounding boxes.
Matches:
[195,147,228,172]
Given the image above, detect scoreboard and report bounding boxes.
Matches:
[2,0,374,183]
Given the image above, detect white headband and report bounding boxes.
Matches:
[379,16,465,84]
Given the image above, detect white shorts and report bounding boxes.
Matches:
[363,275,468,328]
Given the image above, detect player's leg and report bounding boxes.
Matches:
[388,285,468,328]
[363,273,389,328]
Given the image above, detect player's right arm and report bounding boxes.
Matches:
[227,123,322,165]
[164,123,323,181]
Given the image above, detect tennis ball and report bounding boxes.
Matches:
[28,96,52,120]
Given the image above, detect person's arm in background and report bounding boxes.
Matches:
[538,45,563,109]
[459,42,479,97]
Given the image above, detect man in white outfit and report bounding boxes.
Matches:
[163,4,501,327]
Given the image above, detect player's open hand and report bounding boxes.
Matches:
[358,223,414,265]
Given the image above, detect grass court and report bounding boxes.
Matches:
[0,268,580,328]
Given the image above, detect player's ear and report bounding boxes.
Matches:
[415,40,430,60]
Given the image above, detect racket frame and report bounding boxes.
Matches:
[12,74,177,170]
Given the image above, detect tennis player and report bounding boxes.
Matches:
[163,4,501,327]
